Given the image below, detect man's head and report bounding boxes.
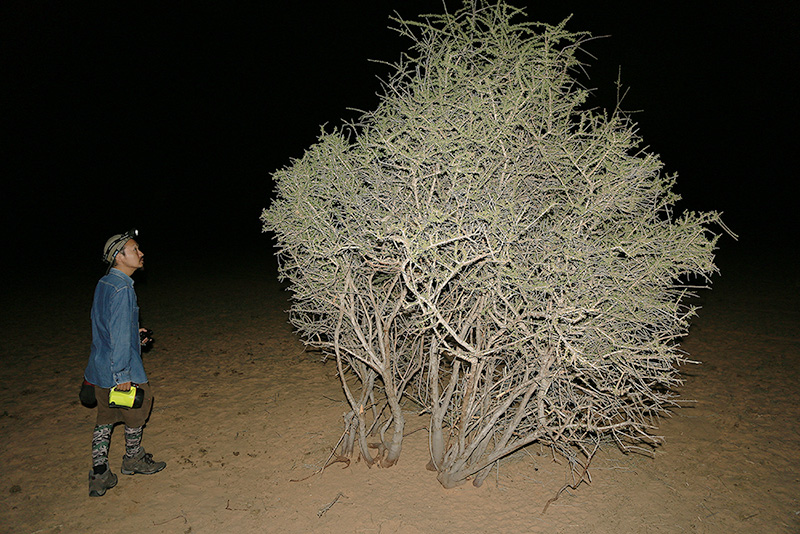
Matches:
[103,229,143,275]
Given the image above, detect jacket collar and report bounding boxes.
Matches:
[108,267,135,286]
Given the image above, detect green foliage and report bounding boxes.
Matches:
[262,0,721,488]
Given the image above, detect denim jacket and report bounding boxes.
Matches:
[84,268,148,388]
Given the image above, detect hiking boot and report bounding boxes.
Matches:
[121,449,166,475]
[88,467,118,497]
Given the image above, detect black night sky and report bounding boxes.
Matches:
[3,2,798,274]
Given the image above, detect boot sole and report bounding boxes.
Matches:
[89,476,117,497]
[121,464,166,475]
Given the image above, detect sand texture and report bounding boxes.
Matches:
[1,241,798,533]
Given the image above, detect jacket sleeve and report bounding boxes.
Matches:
[108,286,135,384]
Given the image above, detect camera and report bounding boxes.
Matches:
[140,328,154,351]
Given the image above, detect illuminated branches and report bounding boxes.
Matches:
[262,0,720,489]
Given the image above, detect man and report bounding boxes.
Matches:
[84,229,166,497]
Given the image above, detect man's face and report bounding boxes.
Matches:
[115,239,144,273]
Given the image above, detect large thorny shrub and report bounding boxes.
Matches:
[261,1,722,490]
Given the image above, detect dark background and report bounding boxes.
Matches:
[3,1,797,275]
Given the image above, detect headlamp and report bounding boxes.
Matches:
[102,228,139,264]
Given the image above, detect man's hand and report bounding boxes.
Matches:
[116,382,132,391]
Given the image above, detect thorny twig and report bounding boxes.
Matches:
[317,492,347,517]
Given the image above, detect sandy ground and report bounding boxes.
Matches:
[1,238,798,534]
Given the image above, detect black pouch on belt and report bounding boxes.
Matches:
[79,379,97,408]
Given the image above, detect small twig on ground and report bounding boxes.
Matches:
[542,444,598,514]
[317,492,346,517]
[153,511,188,525]
[542,471,589,514]
[290,453,350,482]
[290,429,350,482]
